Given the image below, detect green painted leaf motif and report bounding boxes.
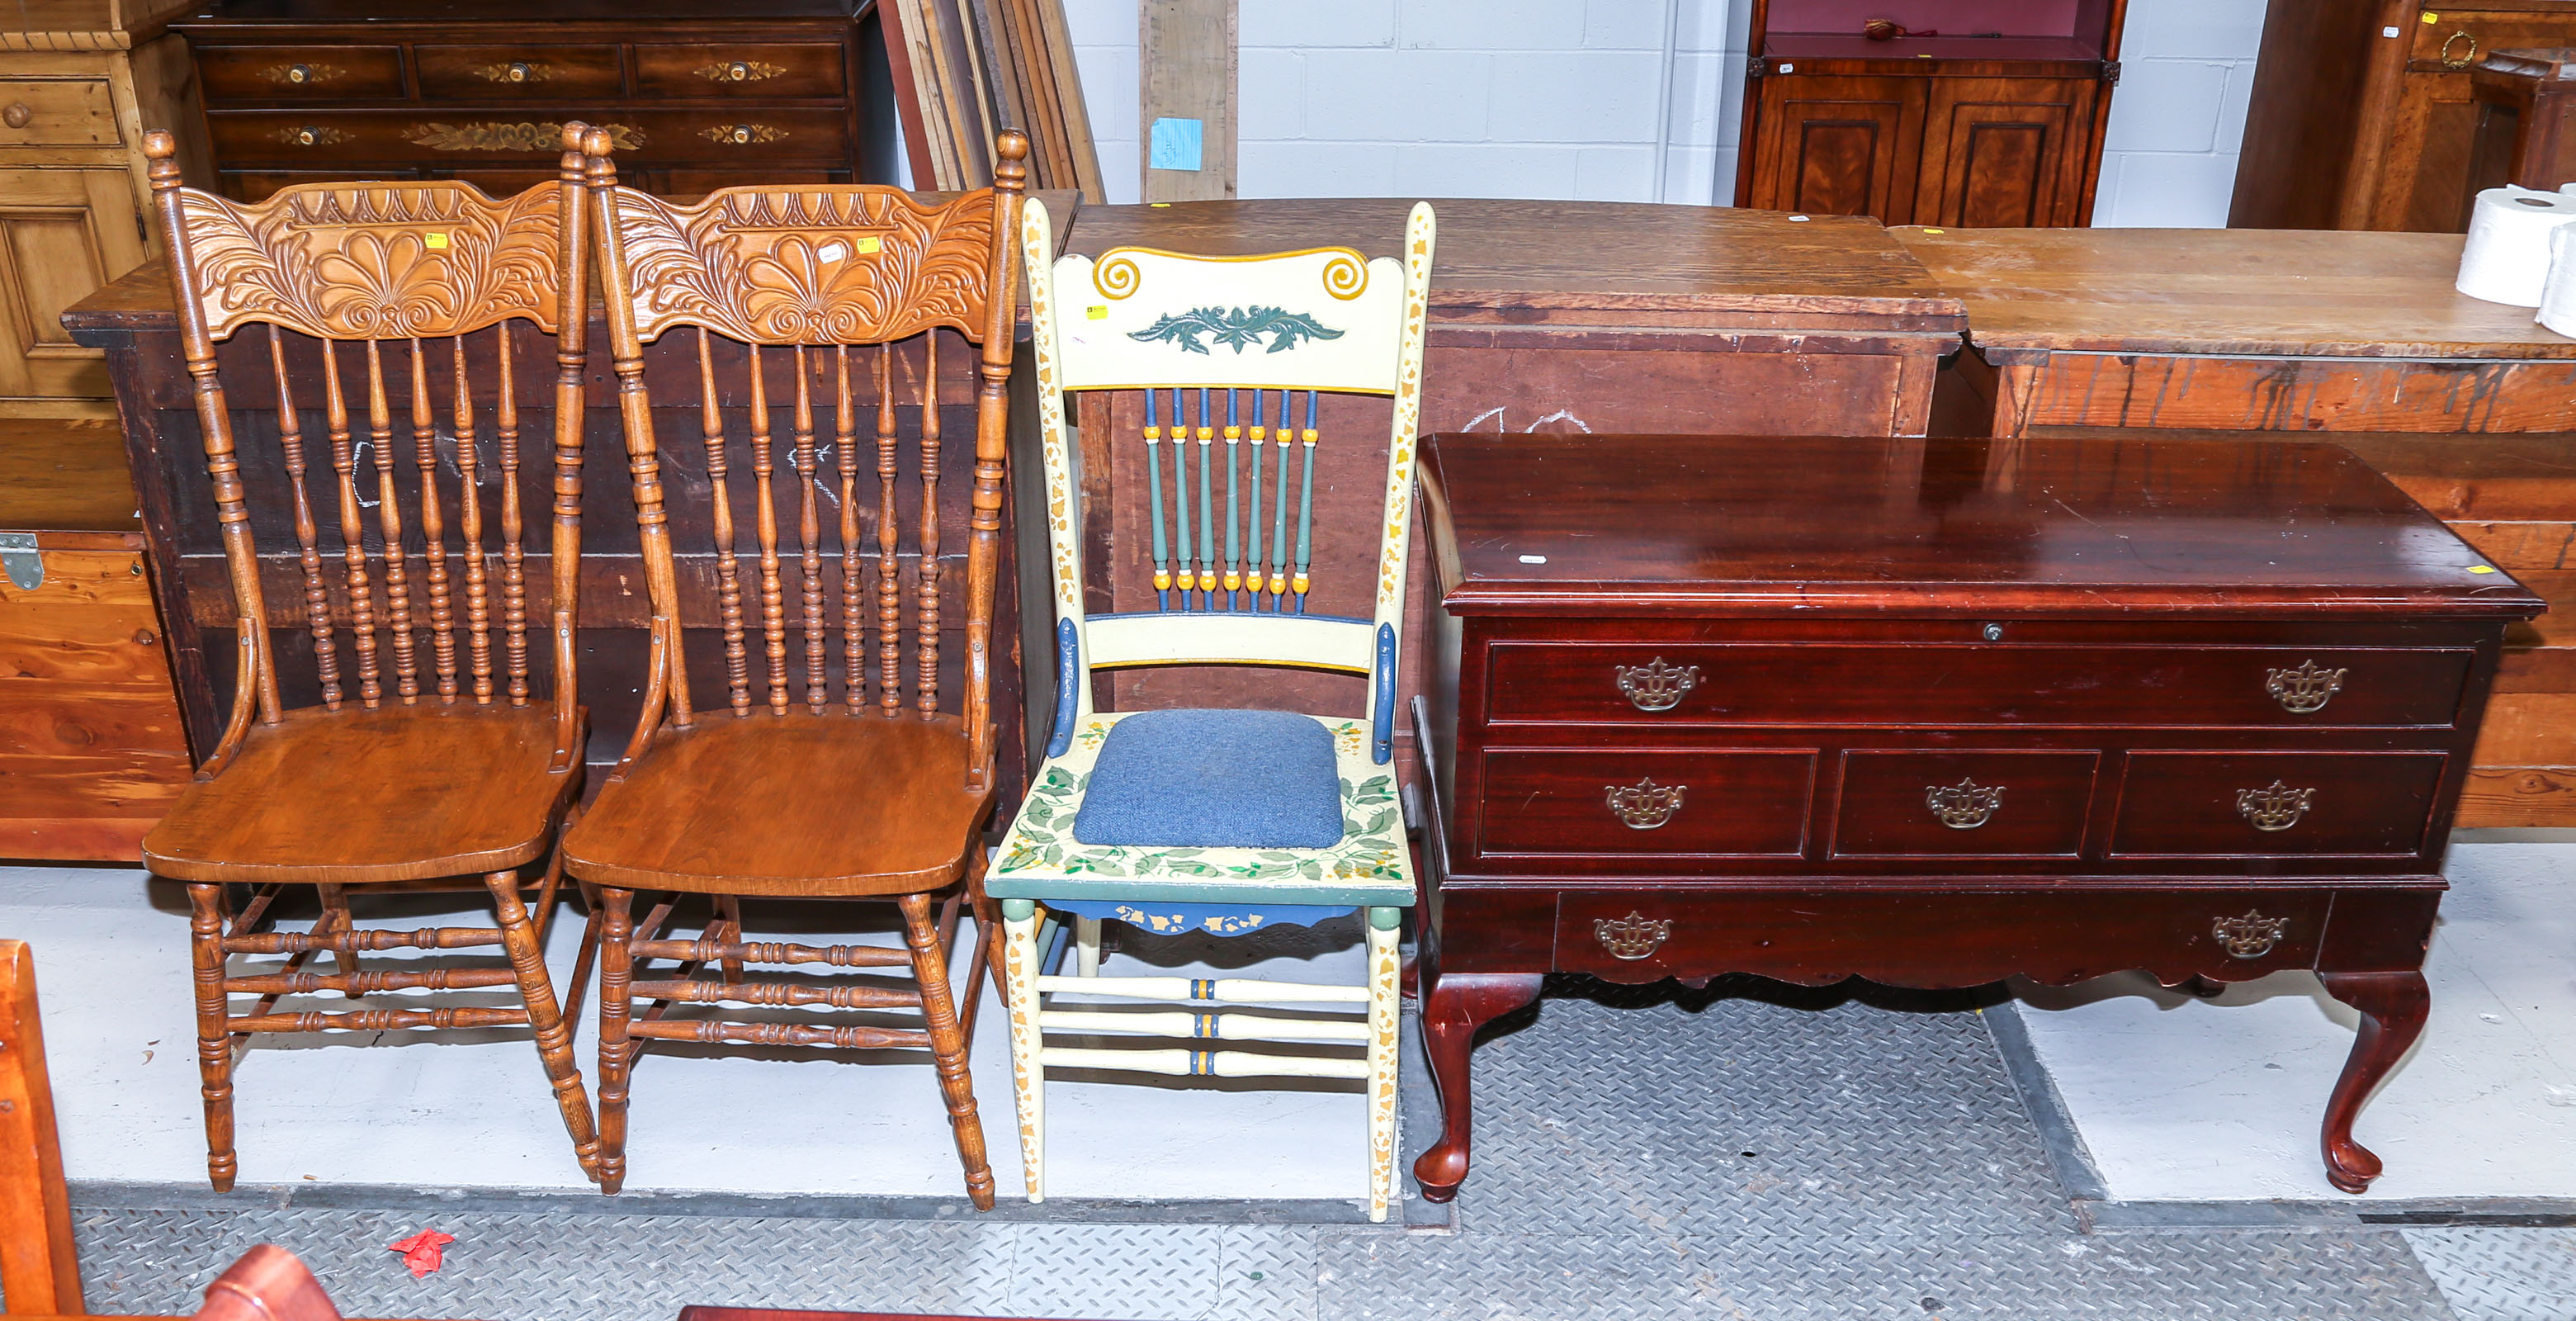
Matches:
[1357,808,1398,837]
[1298,859,1326,880]
[1127,305,1345,355]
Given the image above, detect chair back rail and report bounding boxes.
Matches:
[585,130,1028,793]
[0,941,80,1318]
[140,128,593,775]
[1020,201,1435,762]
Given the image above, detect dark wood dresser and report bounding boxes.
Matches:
[1410,432,2543,1202]
[172,0,885,201]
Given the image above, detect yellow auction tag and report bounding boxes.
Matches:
[2470,565,2498,574]
[2422,10,2440,21]
[857,235,882,254]
[424,232,448,249]
[1087,305,1108,320]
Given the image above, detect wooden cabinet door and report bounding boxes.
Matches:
[0,167,145,407]
[1914,77,2099,228]
[1749,73,1926,223]
[2375,70,2481,231]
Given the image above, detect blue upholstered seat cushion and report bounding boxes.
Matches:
[1070,709,1345,849]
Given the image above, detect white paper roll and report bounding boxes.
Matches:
[2541,222,2576,337]
[2458,185,2576,306]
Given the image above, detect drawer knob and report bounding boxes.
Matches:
[702,122,787,146]
[288,63,311,83]
[1605,777,1685,830]
[1924,776,2003,829]
[280,125,349,148]
[258,61,341,86]
[1614,657,1699,712]
[2235,780,2314,832]
[0,102,28,130]
[2266,659,2345,713]
[2212,908,2289,959]
[697,59,787,83]
[1593,911,1671,960]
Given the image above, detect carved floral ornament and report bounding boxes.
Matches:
[607,187,996,343]
[1090,247,1371,301]
[407,121,644,153]
[174,185,567,340]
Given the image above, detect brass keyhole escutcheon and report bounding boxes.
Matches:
[2441,29,2478,69]
[2,102,31,129]
[730,124,754,144]
[507,61,532,82]
[286,63,311,83]
[295,126,319,146]
[727,60,752,80]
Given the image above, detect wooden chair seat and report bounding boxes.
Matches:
[562,713,992,897]
[142,704,581,886]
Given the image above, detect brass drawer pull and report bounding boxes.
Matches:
[1605,777,1685,829]
[2266,659,2345,713]
[281,125,348,147]
[1614,657,1699,711]
[697,59,787,83]
[2441,29,2478,69]
[1,102,28,130]
[1593,911,1671,960]
[2213,909,2288,959]
[261,62,340,86]
[475,61,551,84]
[703,122,787,146]
[1925,777,2002,829]
[2236,780,2313,831]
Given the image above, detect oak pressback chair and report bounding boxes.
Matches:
[990,200,1435,1221]
[0,940,81,1316]
[560,130,1028,1205]
[138,128,600,1191]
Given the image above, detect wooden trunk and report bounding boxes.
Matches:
[172,0,892,201]
[2232,0,2576,233]
[1898,224,2576,826]
[1050,196,1966,789]
[1733,0,2125,226]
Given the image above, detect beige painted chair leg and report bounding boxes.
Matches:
[1365,906,1401,1224]
[1074,915,1103,978]
[1002,898,1047,1202]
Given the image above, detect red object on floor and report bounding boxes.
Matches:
[385,1230,454,1278]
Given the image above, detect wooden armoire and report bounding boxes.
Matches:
[2232,0,2576,231]
[1732,0,2128,226]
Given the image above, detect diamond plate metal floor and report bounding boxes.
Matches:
[62,975,2489,1321]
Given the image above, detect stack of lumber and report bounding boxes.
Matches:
[884,0,1104,197]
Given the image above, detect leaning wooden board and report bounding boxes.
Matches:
[1895,224,2576,827]
[0,417,189,859]
[1056,198,1967,779]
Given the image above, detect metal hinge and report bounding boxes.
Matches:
[135,210,148,242]
[2103,59,2121,85]
[0,533,41,591]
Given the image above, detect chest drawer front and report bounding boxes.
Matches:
[1477,748,1815,859]
[634,43,846,98]
[207,109,850,163]
[414,45,624,101]
[2110,750,2449,858]
[1831,750,2098,859]
[1551,888,2333,985]
[1485,642,2472,730]
[196,47,406,102]
[0,79,118,148]
[2408,12,2576,69]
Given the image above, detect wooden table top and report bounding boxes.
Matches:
[1891,225,2576,361]
[1065,198,1965,329]
[1419,432,2547,620]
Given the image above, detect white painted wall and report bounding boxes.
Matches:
[1058,0,2266,226]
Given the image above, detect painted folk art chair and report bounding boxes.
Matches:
[991,200,1435,1221]
[558,132,1028,1205]
[138,129,602,1190]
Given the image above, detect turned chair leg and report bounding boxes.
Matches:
[184,882,239,1192]
[1001,898,1046,1202]
[714,895,746,986]
[595,886,637,1195]
[315,883,358,997]
[1073,915,1103,978]
[1365,907,1401,1224]
[486,870,601,1181]
[900,891,995,1210]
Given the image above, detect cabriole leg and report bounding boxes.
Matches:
[185,882,239,1192]
[2318,970,2431,1195]
[1411,972,1542,1205]
[1002,898,1046,1202]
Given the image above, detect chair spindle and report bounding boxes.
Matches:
[450,338,492,703]
[747,343,790,713]
[696,330,752,715]
[267,329,340,705]
[1145,389,1170,610]
[495,329,528,705]
[1222,389,1241,610]
[1295,390,1317,613]
[320,343,382,708]
[1194,388,1215,603]
[1245,389,1266,613]
[836,345,865,713]
[876,341,901,713]
[918,333,942,715]
[407,339,458,700]
[362,341,419,701]
[1269,391,1292,607]
[793,344,826,713]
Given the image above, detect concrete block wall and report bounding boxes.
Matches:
[1054,0,2266,226]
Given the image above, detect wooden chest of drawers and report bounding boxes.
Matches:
[173,0,883,201]
[1411,432,2543,1203]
